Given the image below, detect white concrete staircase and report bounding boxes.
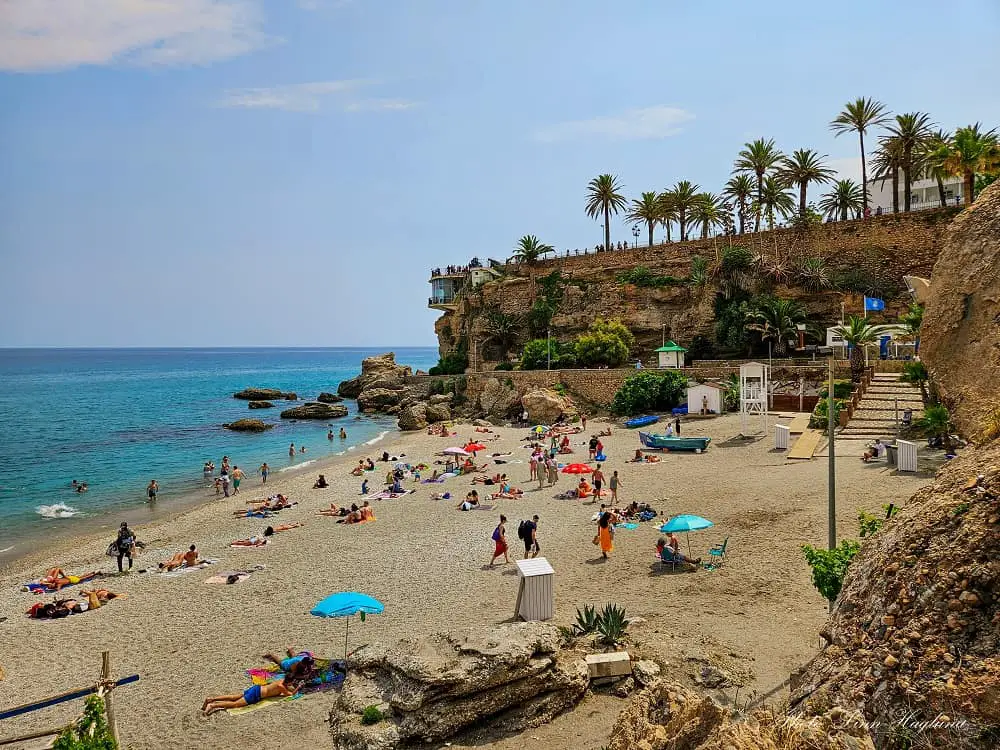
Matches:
[839,372,924,441]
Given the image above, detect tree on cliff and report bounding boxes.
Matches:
[871,135,905,213]
[625,192,661,247]
[745,297,807,356]
[512,235,555,264]
[819,179,864,221]
[574,318,635,368]
[940,123,999,205]
[723,174,754,234]
[585,174,627,252]
[753,176,795,230]
[481,306,523,361]
[656,190,678,242]
[778,148,836,218]
[689,192,726,239]
[830,97,890,216]
[885,112,933,212]
[665,180,699,241]
[733,138,784,232]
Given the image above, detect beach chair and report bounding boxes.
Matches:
[707,537,728,567]
[656,546,680,572]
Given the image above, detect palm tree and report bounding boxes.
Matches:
[746,297,807,356]
[819,179,865,221]
[625,192,661,248]
[755,176,795,230]
[734,138,784,231]
[481,307,523,361]
[657,191,678,242]
[512,234,554,264]
[585,174,628,252]
[920,130,953,207]
[723,174,755,235]
[898,302,924,355]
[690,192,725,239]
[830,97,890,215]
[915,404,953,451]
[940,123,1000,205]
[872,136,905,213]
[779,149,836,217]
[669,180,700,241]
[885,112,933,211]
[832,316,881,382]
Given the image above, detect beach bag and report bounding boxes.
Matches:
[517,520,527,540]
[492,526,501,542]
[592,534,600,546]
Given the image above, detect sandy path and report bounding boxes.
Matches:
[0,415,929,749]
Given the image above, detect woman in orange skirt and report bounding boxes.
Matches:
[597,512,614,558]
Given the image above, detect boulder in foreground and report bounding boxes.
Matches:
[223,419,273,433]
[234,387,297,401]
[330,622,588,749]
[280,402,348,420]
[521,387,577,425]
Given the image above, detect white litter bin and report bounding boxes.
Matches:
[514,557,554,621]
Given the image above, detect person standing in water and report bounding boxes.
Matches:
[259,462,269,484]
[327,430,334,441]
[289,443,295,458]
[231,466,245,494]
[146,480,158,503]
[339,427,347,439]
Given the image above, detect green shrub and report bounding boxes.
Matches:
[520,339,576,370]
[596,603,629,646]
[858,504,899,538]
[494,362,513,371]
[611,371,687,416]
[574,318,635,368]
[54,696,117,750]
[428,351,468,375]
[818,380,853,400]
[573,604,598,635]
[361,705,384,725]
[802,541,861,603]
[810,397,849,429]
[616,266,685,288]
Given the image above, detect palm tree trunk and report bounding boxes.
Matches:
[755,174,763,232]
[965,171,975,205]
[903,147,912,211]
[841,206,848,221]
[647,221,654,247]
[738,201,746,234]
[665,221,672,242]
[799,181,808,216]
[850,346,864,383]
[891,168,900,213]
[679,210,686,242]
[603,204,611,252]
[936,176,946,207]
[859,130,868,215]
[701,222,708,239]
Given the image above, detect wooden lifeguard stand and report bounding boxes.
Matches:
[739,361,769,436]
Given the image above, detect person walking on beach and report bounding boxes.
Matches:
[221,472,231,498]
[221,456,230,475]
[581,413,588,430]
[231,466,245,494]
[489,514,510,567]
[596,511,614,559]
[522,515,540,558]
[674,417,681,436]
[609,470,622,503]
[528,450,538,483]
[588,436,598,461]
[115,522,136,573]
[289,443,295,458]
[592,464,605,500]
[146,479,158,503]
[260,463,269,485]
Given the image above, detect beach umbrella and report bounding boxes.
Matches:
[530,425,548,434]
[659,514,714,554]
[561,463,593,474]
[311,592,384,658]
[464,442,486,452]
[442,447,470,456]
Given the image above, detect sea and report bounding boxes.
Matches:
[0,347,439,559]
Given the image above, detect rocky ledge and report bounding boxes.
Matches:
[234,387,298,401]
[330,622,588,750]
[223,419,273,433]
[279,402,349,420]
[247,400,274,409]
[337,353,412,410]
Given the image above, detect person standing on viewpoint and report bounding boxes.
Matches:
[259,462,269,484]
[523,515,540,558]
[146,479,158,503]
[489,514,510,566]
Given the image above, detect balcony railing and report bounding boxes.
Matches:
[428,296,458,306]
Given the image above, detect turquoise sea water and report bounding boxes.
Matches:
[0,347,438,556]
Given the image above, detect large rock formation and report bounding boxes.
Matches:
[329,623,589,750]
[337,353,412,413]
[222,418,273,432]
[279,402,348,420]
[397,402,428,431]
[478,377,521,422]
[921,182,1000,440]
[608,680,873,750]
[521,387,577,425]
[233,388,297,400]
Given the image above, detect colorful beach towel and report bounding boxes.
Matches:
[615,522,640,531]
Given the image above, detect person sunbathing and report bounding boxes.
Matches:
[337,504,361,523]
[598,427,612,437]
[38,568,99,592]
[350,463,364,476]
[313,474,329,488]
[81,588,120,610]
[472,473,502,485]
[657,535,701,567]
[491,485,523,499]
[457,496,479,510]
[159,545,200,571]
[269,522,303,532]
[577,479,592,498]
[231,535,268,547]
[474,427,492,433]
[203,659,313,716]
[317,503,345,517]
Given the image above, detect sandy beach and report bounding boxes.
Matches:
[0,415,931,749]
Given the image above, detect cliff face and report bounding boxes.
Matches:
[435,209,958,363]
[921,182,1000,440]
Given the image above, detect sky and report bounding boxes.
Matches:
[1,0,998,348]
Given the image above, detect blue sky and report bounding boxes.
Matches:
[1,0,998,347]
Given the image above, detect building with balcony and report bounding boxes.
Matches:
[868,175,964,215]
[428,258,501,310]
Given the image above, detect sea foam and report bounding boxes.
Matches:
[36,503,81,519]
[365,431,390,446]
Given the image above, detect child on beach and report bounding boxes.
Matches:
[260,463,269,484]
[146,479,158,503]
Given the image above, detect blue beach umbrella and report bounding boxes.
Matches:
[311,592,384,658]
[659,514,714,554]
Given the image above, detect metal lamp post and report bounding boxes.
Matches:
[632,225,640,248]
[547,328,551,370]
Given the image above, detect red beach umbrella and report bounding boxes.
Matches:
[561,463,593,474]
[464,443,486,452]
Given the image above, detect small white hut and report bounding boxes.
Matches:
[656,341,687,369]
[687,382,726,415]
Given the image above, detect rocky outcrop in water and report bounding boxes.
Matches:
[279,402,348,420]
[337,353,412,411]
[329,622,588,750]
[248,401,274,409]
[234,388,297,401]
[317,392,344,404]
[223,419,273,432]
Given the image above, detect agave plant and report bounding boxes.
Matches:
[797,257,832,291]
[688,255,709,287]
[714,245,759,299]
[573,604,599,635]
[596,603,629,646]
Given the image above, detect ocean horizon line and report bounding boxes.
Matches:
[0,344,439,352]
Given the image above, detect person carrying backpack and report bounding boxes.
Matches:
[518,515,540,558]
[489,514,510,567]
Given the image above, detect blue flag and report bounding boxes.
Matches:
[864,296,885,312]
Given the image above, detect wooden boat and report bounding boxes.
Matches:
[625,415,659,428]
[638,431,711,453]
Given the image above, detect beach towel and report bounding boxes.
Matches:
[421,478,446,484]
[370,490,413,500]
[155,559,217,578]
[230,540,269,549]
[615,522,639,531]
[470,503,496,511]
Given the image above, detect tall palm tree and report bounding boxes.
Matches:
[512,234,554,264]
[819,179,864,221]
[734,138,784,231]
[885,112,933,211]
[832,316,882,382]
[872,136,905,213]
[920,130,953,207]
[755,176,795,230]
[941,123,1000,205]
[656,191,678,242]
[779,149,836,217]
[723,174,755,235]
[669,180,700,241]
[585,174,628,253]
[625,192,661,248]
[830,97,890,215]
[690,192,725,239]
[746,297,807,356]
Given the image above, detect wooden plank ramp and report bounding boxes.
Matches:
[787,429,824,460]
[787,415,811,434]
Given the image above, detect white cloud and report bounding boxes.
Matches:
[218,80,371,111]
[343,98,418,112]
[534,106,695,142]
[0,0,273,72]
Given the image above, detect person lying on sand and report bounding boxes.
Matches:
[474,427,492,433]
[490,486,523,500]
[317,503,347,517]
[38,568,100,592]
[267,523,303,532]
[202,658,313,715]
[471,473,503,485]
[158,545,200,571]
[81,589,120,610]
[243,495,291,512]
[231,535,268,547]
[598,427,612,437]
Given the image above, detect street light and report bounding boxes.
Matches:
[632,225,640,248]
[547,328,551,370]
